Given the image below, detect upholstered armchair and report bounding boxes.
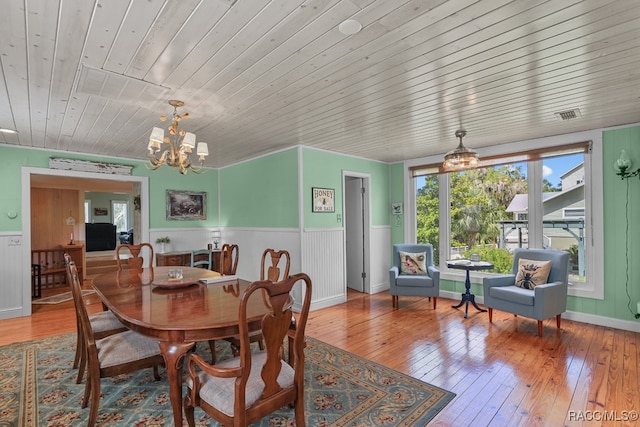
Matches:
[482,248,570,337]
[389,244,440,309]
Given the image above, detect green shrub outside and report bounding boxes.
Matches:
[463,246,513,274]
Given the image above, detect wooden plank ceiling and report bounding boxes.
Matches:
[1,0,639,168]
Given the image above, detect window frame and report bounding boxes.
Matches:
[404,131,604,300]
[111,200,129,233]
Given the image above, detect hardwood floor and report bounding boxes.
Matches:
[2,290,638,426]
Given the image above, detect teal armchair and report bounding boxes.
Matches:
[389,244,440,309]
[482,248,570,336]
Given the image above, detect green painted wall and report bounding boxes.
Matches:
[302,148,390,228]
[219,149,299,228]
[85,191,134,225]
[566,125,640,320]
[389,162,405,244]
[0,146,218,231]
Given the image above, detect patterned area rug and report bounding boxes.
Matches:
[32,290,95,305]
[0,333,455,426]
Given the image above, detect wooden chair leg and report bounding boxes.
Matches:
[82,374,91,408]
[208,340,216,364]
[488,308,493,323]
[556,314,562,329]
[73,322,82,369]
[432,297,437,310]
[184,394,196,427]
[392,295,398,308]
[537,320,543,337]
[76,351,86,384]
[153,365,160,381]
[88,375,100,427]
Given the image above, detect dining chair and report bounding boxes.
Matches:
[219,243,239,275]
[63,253,127,384]
[191,249,212,269]
[183,273,312,427]
[116,243,154,270]
[67,259,165,427]
[260,248,291,281]
[224,249,292,356]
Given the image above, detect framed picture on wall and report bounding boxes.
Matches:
[166,190,207,220]
[312,187,335,213]
[94,207,108,216]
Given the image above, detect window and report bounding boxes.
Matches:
[84,200,91,223]
[111,201,129,233]
[409,137,603,299]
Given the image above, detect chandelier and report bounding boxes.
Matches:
[443,129,479,171]
[148,100,209,174]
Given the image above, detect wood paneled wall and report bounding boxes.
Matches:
[31,188,83,250]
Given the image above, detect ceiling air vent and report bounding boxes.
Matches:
[554,108,582,121]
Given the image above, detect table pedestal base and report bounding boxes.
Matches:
[452,292,487,318]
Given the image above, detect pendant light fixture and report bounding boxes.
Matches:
[443,129,479,171]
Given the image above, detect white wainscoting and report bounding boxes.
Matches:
[302,228,346,310]
[215,227,301,281]
[0,233,27,319]
[217,227,305,310]
[370,225,391,294]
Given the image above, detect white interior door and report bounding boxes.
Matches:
[345,177,365,292]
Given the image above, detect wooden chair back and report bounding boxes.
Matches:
[260,248,291,281]
[219,243,239,275]
[184,273,312,427]
[66,257,163,427]
[116,243,154,270]
[190,249,212,269]
[66,259,98,355]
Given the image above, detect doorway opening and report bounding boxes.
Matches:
[21,167,149,317]
[343,172,371,294]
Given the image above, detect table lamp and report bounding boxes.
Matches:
[211,230,221,250]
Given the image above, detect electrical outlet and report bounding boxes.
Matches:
[8,236,21,246]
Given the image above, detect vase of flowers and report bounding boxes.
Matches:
[156,236,171,253]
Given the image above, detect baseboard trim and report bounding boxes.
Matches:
[439,290,640,333]
[0,307,26,320]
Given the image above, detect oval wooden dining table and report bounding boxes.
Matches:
[92,266,268,427]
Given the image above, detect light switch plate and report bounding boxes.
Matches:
[8,236,21,246]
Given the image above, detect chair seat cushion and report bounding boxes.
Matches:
[193,351,294,417]
[89,310,124,333]
[397,275,434,288]
[489,285,535,306]
[96,331,161,368]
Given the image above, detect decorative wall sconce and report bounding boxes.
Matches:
[613,149,640,319]
[614,150,640,179]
